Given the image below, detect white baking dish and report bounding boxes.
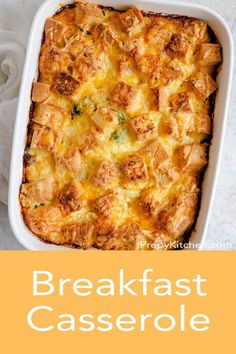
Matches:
[8,0,234,250]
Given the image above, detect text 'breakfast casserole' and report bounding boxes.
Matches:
[19,1,222,250]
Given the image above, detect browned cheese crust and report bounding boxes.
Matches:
[20,1,222,250]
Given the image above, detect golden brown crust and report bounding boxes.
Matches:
[75,49,101,81]
[30,125,58,151]
[129,114,155,141]
[93,161,117,187]
[161,66,181,86]
[120,37,142,57]
[89,107,116,132]
[139,189,166,218]
[32,103,66,129]
[177,143,207,173]
[44,18,65,45]
[198,43,222,66]
[170,92,193,113]
[159,115,179,138]
[190,71,217,98]
[20,176,55,207]
[32,82,51,103]
[117,222,143,250]
[53,72,80,96]
[135,54,161,83]
[194,114,211,135]
[23,205,63,241]
[75,1,104,30]
[118,7,143,32]
[166,34,191,60]
[92,23,116,49]
[111,81,137,109]
[63,222,96,249]
[140,140,169,169]
[54,149,82,174]
[59,180,84,214]
[95,218,121,250]
[20,2,222,250]
[151,87,168,112]
[122,154,147,182]
[156,189,198,238]
[94,190,117,217]
[147,25,172,49]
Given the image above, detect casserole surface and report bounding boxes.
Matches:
[8,0,233,250]
[19,1,222,250]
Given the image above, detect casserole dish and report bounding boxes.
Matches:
[8,0,233,250]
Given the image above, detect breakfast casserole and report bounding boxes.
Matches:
[20,1,222,250]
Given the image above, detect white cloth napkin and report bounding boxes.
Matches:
[0,0,41,205]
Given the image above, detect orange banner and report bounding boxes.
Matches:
[0,251,235,353]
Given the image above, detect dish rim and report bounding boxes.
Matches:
[8,0,234,250]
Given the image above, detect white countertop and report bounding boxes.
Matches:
[0,0,235,250]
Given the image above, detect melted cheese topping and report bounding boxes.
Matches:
[20,1,222,250]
